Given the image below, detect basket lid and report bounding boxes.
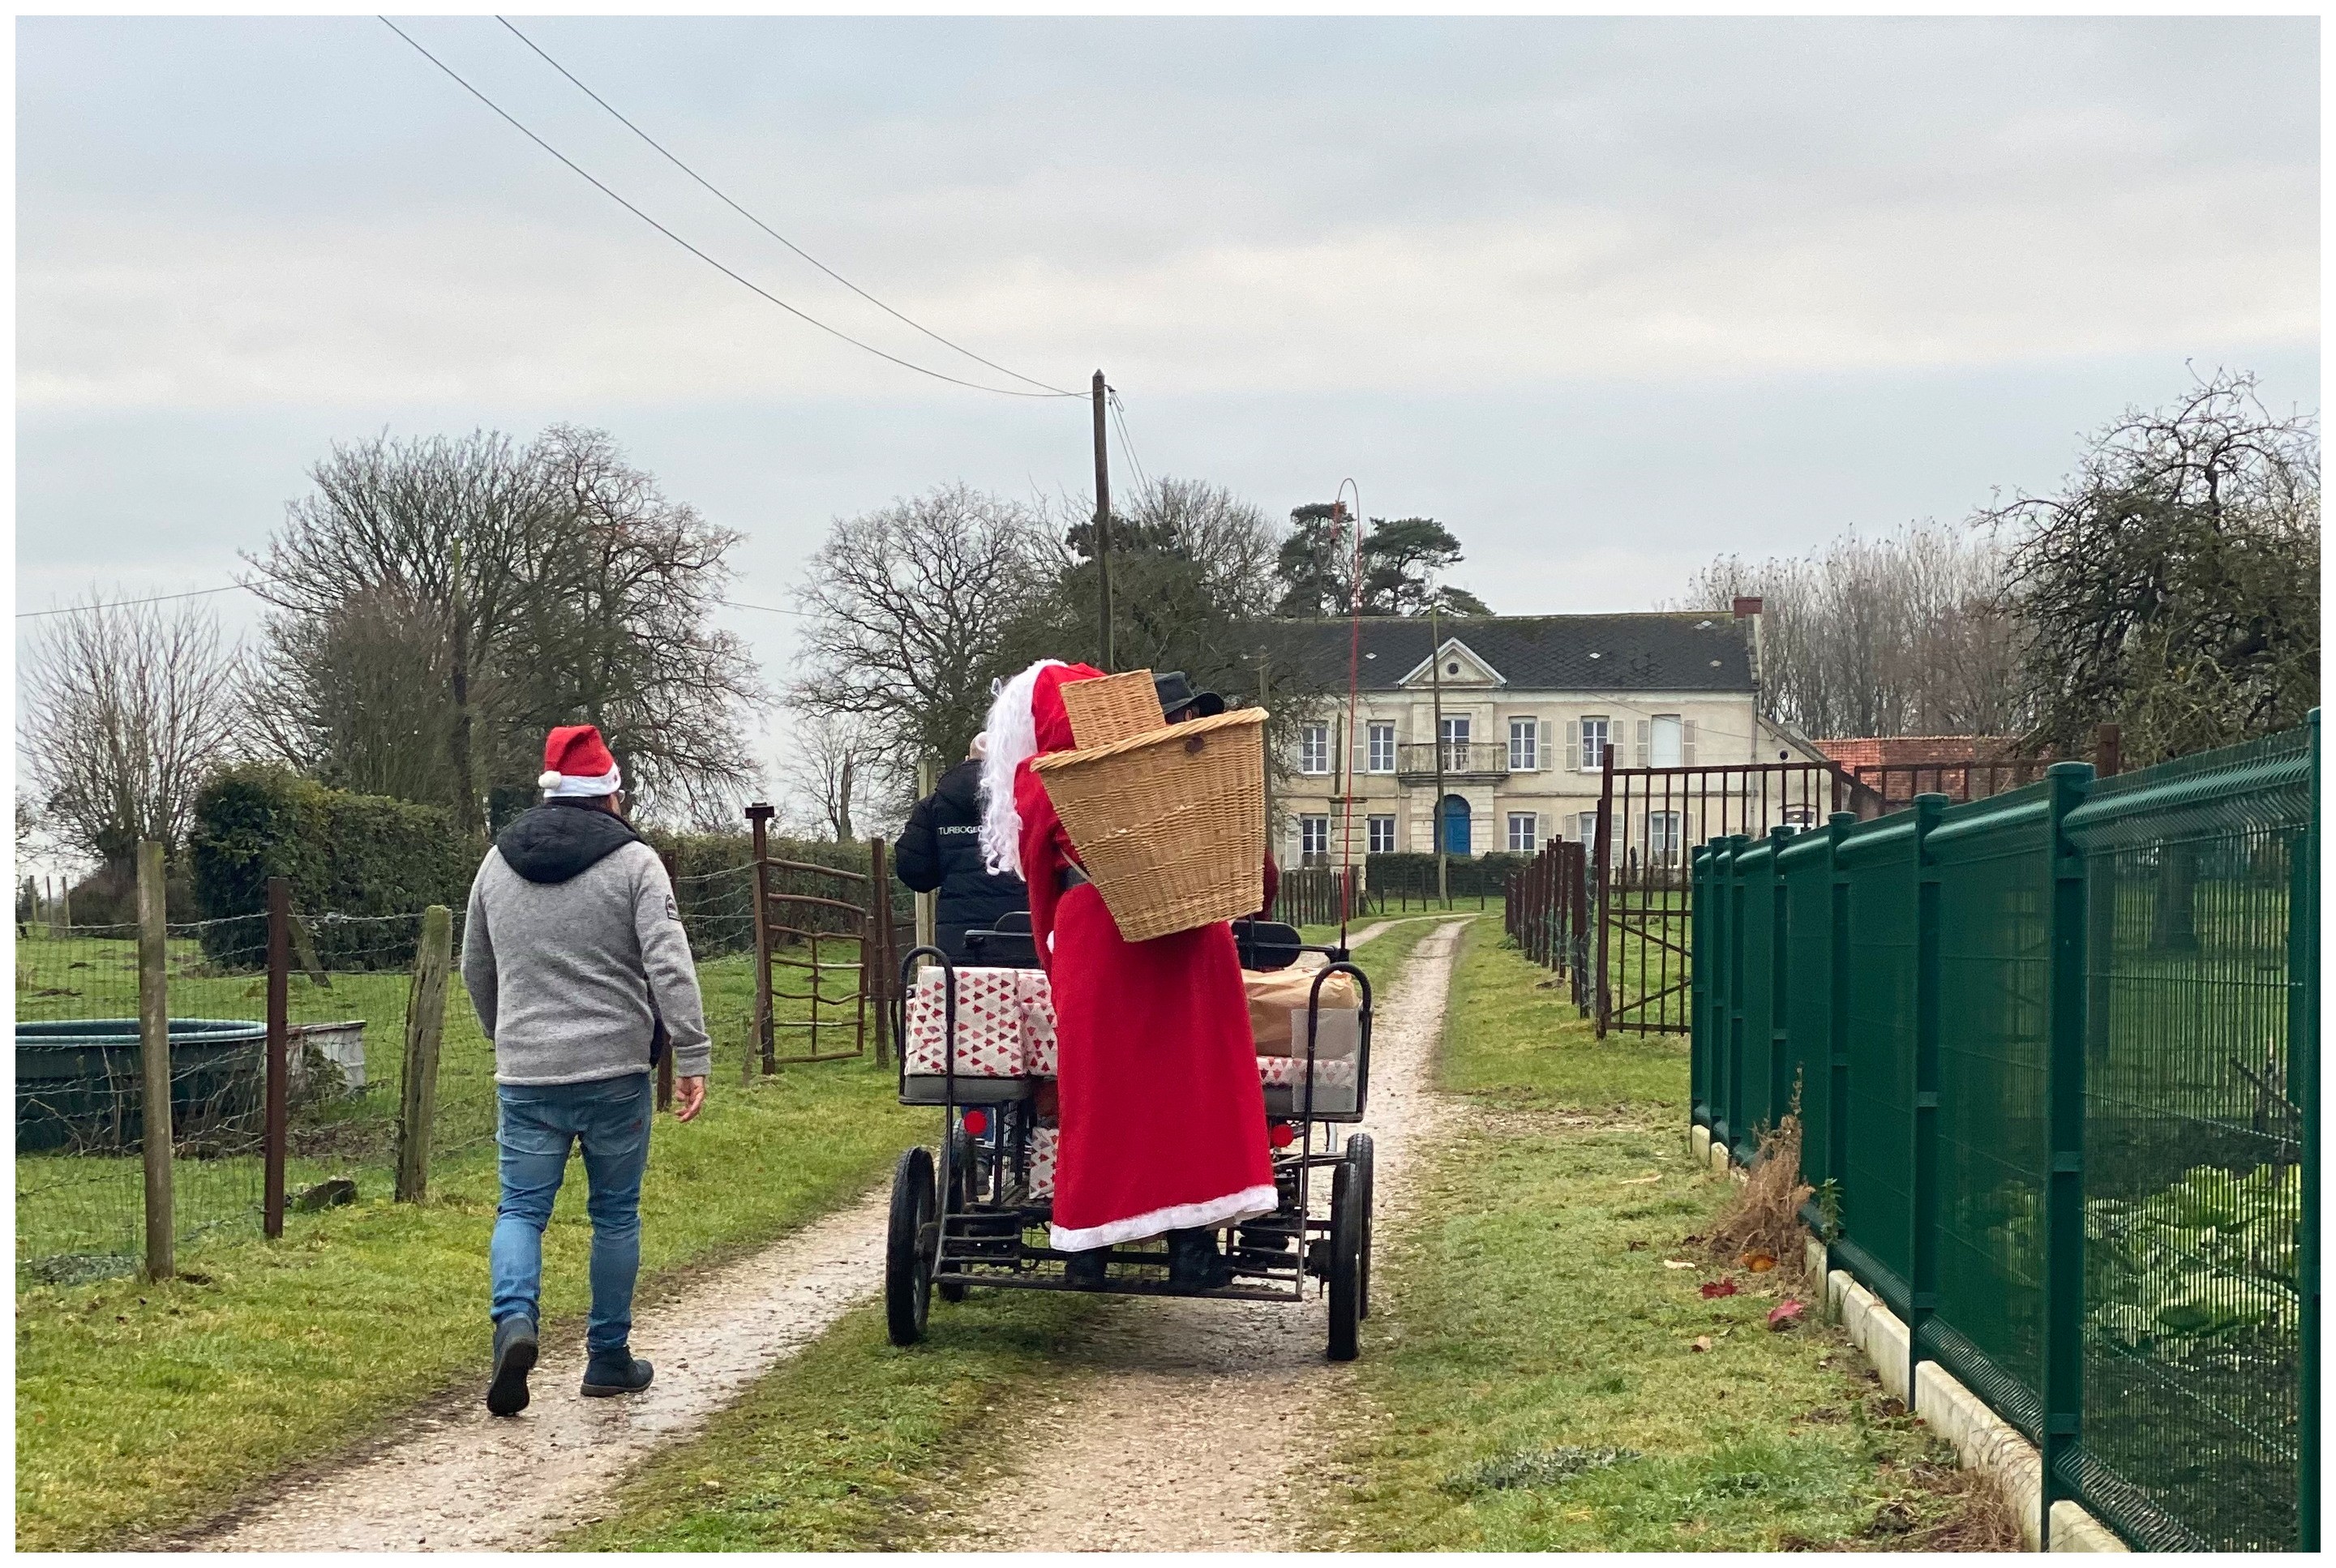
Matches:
[1059,668,1168,749]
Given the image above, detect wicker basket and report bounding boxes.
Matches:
[1059,669,1164,748]
[1030,707,1267,943]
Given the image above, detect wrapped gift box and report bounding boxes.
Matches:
[1017,970,1060,1077]
[903,967,1027,1078]
[1256,1056,1360,1090]
[1029,1125,1059,1199]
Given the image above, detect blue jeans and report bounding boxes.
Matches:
[490,1073,652,1352]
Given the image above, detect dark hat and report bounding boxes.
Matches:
[1152,670,1227,721]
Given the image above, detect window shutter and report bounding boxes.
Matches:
[1683,720,1697,767]
[1567,720,1580,772]
[1634,719,1649,768]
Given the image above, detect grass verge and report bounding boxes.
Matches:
[15,1052,921,1551]
[1322,921,1995,1550]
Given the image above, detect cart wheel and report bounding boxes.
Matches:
[885,1146,937,1346]
[939,1129,970,1304]
[1346,1132,1375,1321]
[1327,1161,1364,1361]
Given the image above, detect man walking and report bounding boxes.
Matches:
[461,724,710,1416]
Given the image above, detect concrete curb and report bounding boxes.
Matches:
[1689,1125,2128,1553]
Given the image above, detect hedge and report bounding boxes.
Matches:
[188,766,476,970]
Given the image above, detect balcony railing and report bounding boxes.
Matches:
[1396,742,1511,779]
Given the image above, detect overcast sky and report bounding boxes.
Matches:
[15,14,2320,821]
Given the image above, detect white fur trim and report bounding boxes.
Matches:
[978,659,1064,878]
[1049,1182,1280,1253]
[541,764,622,799]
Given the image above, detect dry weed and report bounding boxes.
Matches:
[1705,1115,1813,1282]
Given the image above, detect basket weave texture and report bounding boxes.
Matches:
[1058,669,1165,748]
[1030,707,1267,943]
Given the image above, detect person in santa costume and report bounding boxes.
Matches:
[978,659,1277,1289]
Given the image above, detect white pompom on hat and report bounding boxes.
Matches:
[539,724,623,798]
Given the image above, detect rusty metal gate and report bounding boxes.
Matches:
[1592,754,1871,1035]
[744,805,898,1073]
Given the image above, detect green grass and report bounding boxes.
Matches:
[15,1039,921,1551]
[564,1293,1108,1549]
[1322,919,1974,1550]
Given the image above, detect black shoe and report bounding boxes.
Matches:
[1168,1227,1232,1290]
[486,1314,538,1417]
[1064,1250,1108,1289]
[581,1347,654,1398]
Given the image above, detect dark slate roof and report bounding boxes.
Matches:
[1245,612,1755,694]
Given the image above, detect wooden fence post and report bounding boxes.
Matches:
[395,905,452,1203]
[264,876,289,1240]
[868,836,894,1069]
[656,848,678,1112]
[746,803,776,1082]
[913,759,938,957]
[137,839,174,1283]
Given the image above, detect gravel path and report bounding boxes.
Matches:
[947,918,1471,1553]
[186,1189,894,1552]
[182,915,1456,1553]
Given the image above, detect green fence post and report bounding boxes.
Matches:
[2041,760,2096,1551]
[1768,824,1793,1133]
[1827,812,1854,1205]
[2300,709,2321,1550]
[1909,793,1948,1400]
[1700,846,1719,1131]
[1726,833,1750,1158]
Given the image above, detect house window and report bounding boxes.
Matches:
[1507,812,1538,853]
[1651,714,1682,769]
[1579,717,1609,771]
[1366,722,1395,773]
[1508,718,1537,772]
[1439,714,1471,772]
[1367,814,1397,855]
[1299,814,1331,864]
[1298,722,1331,775]
[1575,812,1600,845]
[1649,810,1683,865]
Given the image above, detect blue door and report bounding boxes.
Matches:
[1439,795,1472,855]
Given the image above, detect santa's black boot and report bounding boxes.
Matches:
[1064,1249,1108,1289]
[1168,1227,1232,1290]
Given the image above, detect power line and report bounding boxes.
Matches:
[15,578,272,619]
[495,15,1077,399]
[1106,386,1151,497]
[378,17,1078,401]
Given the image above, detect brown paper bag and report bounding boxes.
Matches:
[1243,967,1359,1053]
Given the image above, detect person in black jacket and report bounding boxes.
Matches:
[895,738,1029,961]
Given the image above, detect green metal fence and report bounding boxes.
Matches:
[1691,715,2317,1552]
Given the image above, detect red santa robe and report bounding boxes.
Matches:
[1015,663,1279,1252]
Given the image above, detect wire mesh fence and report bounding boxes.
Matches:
[1691,715,2317,1551]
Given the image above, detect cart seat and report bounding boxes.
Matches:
[1232,919,1303,971]
[962,913,1039,969]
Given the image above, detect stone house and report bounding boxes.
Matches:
[1256,602,1827,868]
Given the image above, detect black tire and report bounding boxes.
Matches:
[939,1129,971,1304]
[885,1146,937,1347]
[1346,1132,1375,1322]
[1327,1161,1363,1361]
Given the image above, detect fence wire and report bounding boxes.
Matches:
[1691,716,2317,1551]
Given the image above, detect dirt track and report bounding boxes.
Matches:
[182,915,1463,1551]
[945,918,1469,1552]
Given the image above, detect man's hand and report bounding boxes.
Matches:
[672,1075,707,1123]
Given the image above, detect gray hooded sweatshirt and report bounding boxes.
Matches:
[461,800,713,1085]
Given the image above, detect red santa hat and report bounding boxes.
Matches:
[538,724,623,799]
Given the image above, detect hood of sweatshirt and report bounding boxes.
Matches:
[936,757,984,816]
[495,799,642,885]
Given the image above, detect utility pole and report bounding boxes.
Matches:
[1429,602,1448,907]
[1091,371,1114,671]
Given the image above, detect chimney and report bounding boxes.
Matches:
[1732,596,1764,693]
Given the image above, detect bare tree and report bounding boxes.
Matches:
[774,708,871,842]
[1679,521,2023,739]
[790,483,1048,770]
[249,426,766,828]
[20,596,246,871]
[1985,371,2318,765]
